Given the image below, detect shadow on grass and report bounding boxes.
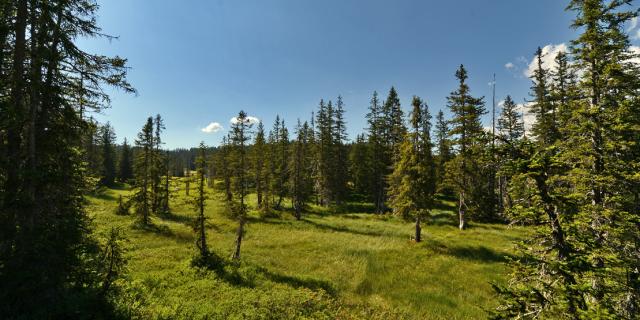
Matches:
[192,254,336,295]
[92,189,117,201]
[158,211,195,226]
[301,218,402,239]
[424,240,516,263]
[430,211,458,227]
[132,221,193,243]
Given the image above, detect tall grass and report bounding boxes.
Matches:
[87,181,525,319]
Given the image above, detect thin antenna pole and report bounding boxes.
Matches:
[492,73,496,149]
[522,98,527,139]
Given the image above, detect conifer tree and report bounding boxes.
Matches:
[315,100,333,205]
[332,96,349,204]
[230,111,253,260]
[276,119,289,208]
[529,47,558,147]
[118,138,134,183]
[495,95,525,212]
[383,87,406,158]
[495,1,640,317]
[497,96,524,145]
[365,91,387,213]
[193,142,209,259]
[348,134,372,196]
[0,1,134,314]
[434,110,452,192]
[253,121,266,208]
[289,120,313,219]
[218,136,232,201]
[445,65,488,230]
[549,51,577,132]
[388,96,436,242]
[151,114,167,215]
[99,122,117,187]
[133,117,154,226]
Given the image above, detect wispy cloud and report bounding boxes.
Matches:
[201,122,223,133]
[505,62,515,70]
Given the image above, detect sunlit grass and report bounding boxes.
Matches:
[87,179,526,319]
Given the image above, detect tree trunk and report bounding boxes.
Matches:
[415,216,422,242]
[458,192,466,230]
[232,216,245,260]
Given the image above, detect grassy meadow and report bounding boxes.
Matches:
[88,180,526,319]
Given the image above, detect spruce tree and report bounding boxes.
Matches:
[497,96,524,144]
[0,0,134,315]
[151,114,167,215]
[230,111,253,260]
[388,96,436,242]
[332,96,349,204]
[133,117,154,226]
[495,95,525,212]
[348,134,372,196]
[99,122,117,187]
[494,1,640,317]
[276,118,289,209]
[445,65,488,229]
[289,120,313,219]
[365,91,387,213]
[434,110,452,193]
[315,99,333,205]
[253,121,267,208]
[192,142,209,259]
[529,47,558,147]
[217,136,232,201]
[118,138,134,183]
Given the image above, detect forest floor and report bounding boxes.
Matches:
[87,181,527,319]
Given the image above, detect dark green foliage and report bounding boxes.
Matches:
[289,120,314,219]
[0,0,134,317]
[118,138,134,183]
[445,65,494,228]
[267,115,289,209]
[230,111,253,260]
[348,134,372,196]
[115,195,131,215]
[365,91,387,213]
[497,96,524,145]
[434,110,453,193]
[314,97,349,206]
[100,122,117,186]
[529,47,559,147]
[494,1,640,318]
[253,121,267,209]
[132,117,154,225]
[192,142,209,259]
[97,227,129,296]
[387,96,436,242]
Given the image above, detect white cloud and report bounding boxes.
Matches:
[629,17,639,32]
[505,62,515,70]
[628,45,640,65]
[516,102,536,135]
[201,122,223,133]
[525,43,568,77]
[230,115,260,125]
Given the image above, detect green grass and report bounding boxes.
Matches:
[87,181,526,319]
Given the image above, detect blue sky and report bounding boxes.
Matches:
[78,0,635,149]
